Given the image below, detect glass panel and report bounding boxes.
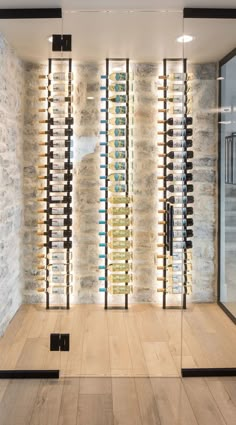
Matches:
[181,16,236,371]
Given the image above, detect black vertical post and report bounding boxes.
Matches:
[183,58,187,310]
[105,58,109,310]
[163,59,167,309]
[66,58,72,310]
[125,58,129,310]
[46,59,52,309]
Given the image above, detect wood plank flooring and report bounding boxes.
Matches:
[0,377,236,425]
[0,303,236,377]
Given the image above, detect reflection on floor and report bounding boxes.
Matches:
[0,303,235,377]
[0,377,236,425]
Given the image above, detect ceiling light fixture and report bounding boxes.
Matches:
[217,77,224,80]
[87,96,94,100]
[177,35,193,43]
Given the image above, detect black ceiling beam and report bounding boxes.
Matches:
[184,8,236,19]
[0,8,62,19]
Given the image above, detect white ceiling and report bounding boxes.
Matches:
[0,1,236,62]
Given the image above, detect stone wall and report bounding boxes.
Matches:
[0,35,25,335]
[23,61,217,305]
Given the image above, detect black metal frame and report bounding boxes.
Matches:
[0,8,62,19]
[218,48,236,325]
[182,368,236,377]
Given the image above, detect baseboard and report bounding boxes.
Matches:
[0,370,59,379]
[182,368,236,377]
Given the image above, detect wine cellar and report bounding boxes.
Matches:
[1,5,236,395]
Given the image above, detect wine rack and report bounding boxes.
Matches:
[157,59,194,309]
[99,58,133,309]
[37,58,73,309]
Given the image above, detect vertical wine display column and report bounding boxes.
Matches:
[37,59,73,309]
[99,59,134,309]
[157,59,194,308]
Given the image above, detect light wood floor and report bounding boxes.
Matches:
[0,303,235,377]
[0,377,236,425]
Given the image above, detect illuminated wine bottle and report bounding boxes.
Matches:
[100,162,126,171]
[100,139,125,148]
[100,184,126,193]
[99,207,131,216]
[101,117,126,125]
[159,184,194,193]
[157,285,192,295]
[39,72,73,81]
[158,106,191,114]
[100,173,125,182]
[157,241,192,249]
[158,218,193,227]
[158,229,193,238]
[39,106,73,114]
[158,206,193,215]
[37,285,73,295]
[100,128,125,137]
[160,195,194,204]
[100,151,126,159]
[99,229,132,238]
[38,252,71,261]
[99,285,133,295]
[158,83,191,92]
[108,196,131,204]
[100,83,126,92]
[38,241,72,249]
[158,95,192,104]
[39,83,73,92]
[101,72,133,81]
[99,263,131,272]
[39,128,73,136]
[38,207,72,215]
[101,252,132,261]
[99,274,132,284]
[158,128,192,137]
[99,218,131,227]
[39,96,72,103]
[101,105,127,114]
[99,240,132,249]
[157,139,192,148]
[39,117,73,125]
[158,117,192,126]
[157,173,193,182]
[159,73,193,81]
[159,151,193,159]
[101,95,127,103]
[158,162,192,171]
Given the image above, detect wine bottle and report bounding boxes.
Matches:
[38,184,72,192]
[39,151,71,160]
[99,274,132,283]
[39,72,73,81]
[158,218,193,227]
[158,95,192,104]
[160,195,194,204]
[39,106,73,114]
[157,251,192,261]
[38,241,72,249]
[158,229,193,238]
[38,251,71,261]
[103,173,126,182]
[158,84,191,92]
[39,128,73,137]
[158,206,193,215]
[159,151,193,159]
[38,230,72,238]
[37,285,73,295]
[99,252,132,261]
[100,139,125,148]
[100,162,126,171]
[101,117,126,126]
[159,73,193,81]
[158,106,191,114]
[99,285,133,295]
[99,263,131,272]
[158,117,192,126]
[101,72,132,81]
[159,184,194,193]
[99,229,132,238]
[100,128,125,137]
[99,240,132,249]
[100,184,126,193]
[101,105,127,114]
[38,173,72,182]
[101,95,127,103]
[38,218,72,227]
[99,207,131,216]
[157,173,193,182]
[39,96,72,103]
[157,263,187,273]
[99,218,131,227]
[39,117,73,125]
[100,151,126,159]
[38,162,72,170]
[39,83,73,92]
[100,83,126,92]
[37,195,72,204]
[158,129,192,137]
[157,140,192,148]
[157,285,192,295]
[39,140,73,148]
[157,240,192,249]
[38,207,72,215]
[108,196,131,204]
[158,162,192,171]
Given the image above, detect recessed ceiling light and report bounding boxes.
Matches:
[48,36,53,43]
[177,35,193,43]
[87,96,94,100]
[217,77,224,80]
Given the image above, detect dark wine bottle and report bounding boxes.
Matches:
[158,117,192,126]
[158,139,193,148]
[38,184,72,192]
[39,128,73,136]
[39,151,71,160]
[158,162,193,171]
[38,162,73,170]
[38,241,72,249]
[38,195,72,204]
[158,206,193,215]
[159,229,193,238]
[38,218,72,226]
[38,207,72,215]
[165,184,194,193]
[158,128,192,137]
[160,195,194,204]
[157,240,193,249]
[39,117,73,125]
[38,230,72,238]
[157,173,193,182]
[160,151,193,159]
[159,218,193,227]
